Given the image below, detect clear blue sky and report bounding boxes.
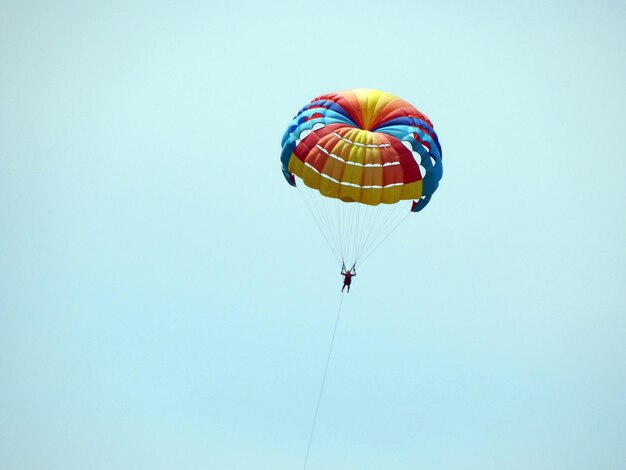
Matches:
[1,1,625,469]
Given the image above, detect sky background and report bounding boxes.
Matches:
[1,1,625,469]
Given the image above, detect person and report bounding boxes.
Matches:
[341,265,356,293]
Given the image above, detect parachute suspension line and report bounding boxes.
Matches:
[318,194,340,259]
[364,204,386,254]
[355,203,384,265]
[368,203,408,258]
[356,205,397,266]
[319,195,337,247]
[365,205,384,256]
[350,205,366,266]
[352,204,360,263]
[367,202,405,256]
[315,192,339,261]
[309,187,341,263]
[360,203,400,259]
[350,205,361,266]
[302,293,346,470]
[295,180,410,268]
[345,201,358,265]
[365,204,386,256]
[335,199,344,265]
[350,202,408,267]
[308,189,339,250]
[358,209,411,267]
[315,190,342,262]
[296,183,341,264]
[333,202,343,259]
[353,204,371,266]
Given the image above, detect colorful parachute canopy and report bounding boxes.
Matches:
[281,89,442,213]
[280,89,443,267]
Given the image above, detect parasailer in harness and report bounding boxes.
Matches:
[341,264,356,293]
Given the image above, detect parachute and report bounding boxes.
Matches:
[280,89,442,267]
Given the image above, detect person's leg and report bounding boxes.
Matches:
[342,283,345,292]
[347,284,350,293]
